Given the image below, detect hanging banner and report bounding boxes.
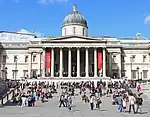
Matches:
[46,50,51,71]
[98,51,103,69]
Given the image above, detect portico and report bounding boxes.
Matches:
[42,46,106,78]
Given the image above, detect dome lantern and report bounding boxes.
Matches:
[73,4,77,12]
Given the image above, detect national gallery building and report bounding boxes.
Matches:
[0,5,150,81]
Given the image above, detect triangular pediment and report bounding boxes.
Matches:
[43,35,105,43]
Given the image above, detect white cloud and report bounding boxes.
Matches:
[144,15,150,24]
[18,29,44,37]
[38,0,69,4]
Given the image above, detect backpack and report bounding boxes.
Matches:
[28,97,32,101]
[136,97,143,105]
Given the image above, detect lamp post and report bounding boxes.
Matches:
[137,66,139,81]
[4,67,7,82]
[140,72,142,81]
[130,57,133,79]
[14,56,18,81]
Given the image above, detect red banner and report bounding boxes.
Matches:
[98,51,102,69]
[46,50,51,70]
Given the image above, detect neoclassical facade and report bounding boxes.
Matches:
[0,5,150,81]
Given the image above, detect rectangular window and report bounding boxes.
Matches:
[143,70,148,79]
[14,56,18,62]
[33,55,36,62]
[131,70,136,79]
[73,27,75,34]
[2,55,6,63]
[23,70,28,77]
[122,55,125,62]
[143,55,146,62]
[83,28,85,36]
[113,55,116,62]
[122,70,126,77]
[12,70,18,79]
[25,56,28,62]
[131,55,135,62]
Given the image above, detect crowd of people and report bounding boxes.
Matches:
[2,79,144,115]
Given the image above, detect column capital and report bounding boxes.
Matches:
[59,47,64,49]
[76,47,81,49]
[68,47,72,49]
[28,51,33,54]
[38,52,42,54]
[85,47,89,49]
[94,47,98,48]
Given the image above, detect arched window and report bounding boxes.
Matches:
[73,27,75,34]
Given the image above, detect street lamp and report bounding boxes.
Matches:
[130,57,133,79]
[4,67,7,82]
[140,72,142,81]
[14,56,18,81]
[136,66,139,81]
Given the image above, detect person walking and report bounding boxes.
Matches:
[136,94,143,114]
[68,95,72,111]
[128,93,136,114]
[59,95,65,107]
[90,96,95,110]
[21,94,26,107]
[117,94,123,112]
[96,96,102,109]
[64,93,68,107]
[122,97,127,112]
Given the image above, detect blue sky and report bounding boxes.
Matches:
[0,0,150,38]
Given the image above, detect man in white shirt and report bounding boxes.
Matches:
[90,96,95,110]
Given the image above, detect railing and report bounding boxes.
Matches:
[0,82,21,107]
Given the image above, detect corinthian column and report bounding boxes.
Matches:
[77,48,80,77]
[51,48,54,78]
[38,52,41,76]
[59,48,63,78]
[68,48,72,77]
[103,48,106,77]
[85,48,89,77]
[94,48,97,77]
[28,52,32,78]
[42,48,46,77]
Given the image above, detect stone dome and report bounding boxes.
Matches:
[62,5,88,27]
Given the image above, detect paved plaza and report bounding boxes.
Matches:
[0,89,150,117]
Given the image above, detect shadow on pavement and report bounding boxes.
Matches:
[4,101,17,106]
[99,109,107,112]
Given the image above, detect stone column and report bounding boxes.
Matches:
[103,48,106,77]
[118,53,122,78]
[68,48,72,77]
[86,48,89,77]
[59,48,63,78]
[108,53,112,77]
[51,48,54,78]
[28,52,32,78]
[94,48,97,77]
[77,48,80,77]
[38,52,41,76]
[42,49,46,77]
